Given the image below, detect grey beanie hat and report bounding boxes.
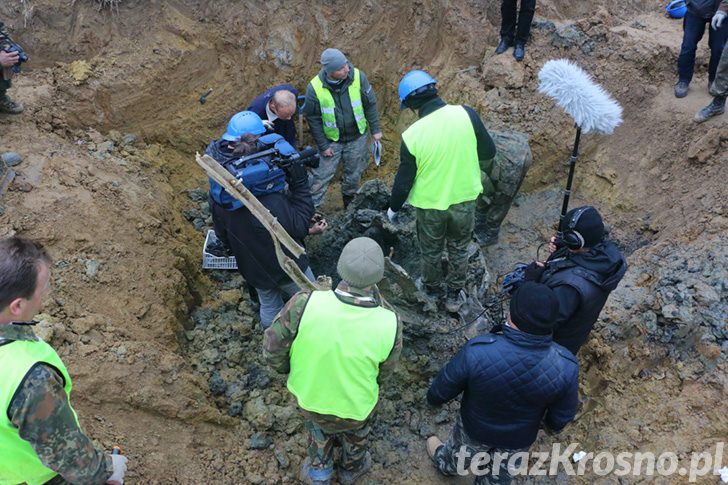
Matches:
[337,237,384,289]
[320,48,348,74]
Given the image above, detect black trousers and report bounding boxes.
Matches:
[500,0,537,44]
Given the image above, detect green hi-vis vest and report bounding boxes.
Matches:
[287,291,397,421]
[0,339,78,485]
[402,104,483,210]
[310,68,367,142]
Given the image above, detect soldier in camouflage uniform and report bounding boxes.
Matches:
[475,129,533,246]
[0,20,25,114]
[0,237,127,484]
[388,70,496,313]
[264,237,402,485]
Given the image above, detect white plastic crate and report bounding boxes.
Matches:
[202,230,238,270]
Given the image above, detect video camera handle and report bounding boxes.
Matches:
[230,147,279,169]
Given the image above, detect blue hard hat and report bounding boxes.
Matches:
[398,70,437,109]
[665,0,687,19]
[222,111,266,141]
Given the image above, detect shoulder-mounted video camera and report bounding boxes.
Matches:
[231,145,319,171]
[4,42,29,74]
[223,144,319,198]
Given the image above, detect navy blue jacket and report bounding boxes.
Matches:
[427,326,579,449]
[541,240,627,354]
[247,84,299,147]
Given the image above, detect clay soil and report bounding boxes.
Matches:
[0,0,726,483]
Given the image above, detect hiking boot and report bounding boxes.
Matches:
[513,43,526,62]
[495,38,511,55]
[337,452,372,485]
[415,277,444,300]
[0,95,24,114]
[674,80,689,98]
[426,436,443,461]
[300,458,332,485]
[445,288,465,313]
[694,97,726,123]
[475,225,500,246]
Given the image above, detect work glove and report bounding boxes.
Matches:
[107,454,128,485]
[386,207,399,224]
[262,119,275,131]
[522,261,545,283]
[712,10,727,30]
[285,162,308,188]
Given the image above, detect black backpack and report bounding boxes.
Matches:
[686,0,722,19]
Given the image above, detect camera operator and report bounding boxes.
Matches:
[207,111,321,329]
[0,20,24,114]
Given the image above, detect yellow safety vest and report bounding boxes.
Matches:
[0,338,78,485]
[402,104,483,210]
[287,291,397,421]
[310,69,367,141]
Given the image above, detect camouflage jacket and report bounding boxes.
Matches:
[263,281,403,429]
[0,20,12,50]
[0,323,113,485]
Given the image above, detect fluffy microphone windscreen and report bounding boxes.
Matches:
[538,59,623,135]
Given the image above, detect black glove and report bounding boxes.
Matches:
[285,162,308,188]
[522,262,545,283]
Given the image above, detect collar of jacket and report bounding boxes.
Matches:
[418,96,446,118]
[333,280,380,308]
[502,324,553,348]
[319,63,354,91]
[0,322,40,343]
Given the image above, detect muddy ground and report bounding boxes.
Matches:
[0,0,726,483]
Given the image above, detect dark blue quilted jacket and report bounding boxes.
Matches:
[427,325,579,449]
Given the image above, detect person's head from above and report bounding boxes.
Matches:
[337,237,385,290]
[321,48,350,80]
[561,205,604,252]
[398,69,438,110]
[508,282,559,336]
[269,90,297,121]
[0,237,52,324]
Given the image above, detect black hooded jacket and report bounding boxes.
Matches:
[206,139,314,289]
[540,240,628,354]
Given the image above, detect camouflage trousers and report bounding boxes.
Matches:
[711,40,728,97]
[475,130,532,240]
[416,199,476,290]
[304,417,370,474]
[433,415,526,485]
[0,76,10,98]
[308,134,369,207]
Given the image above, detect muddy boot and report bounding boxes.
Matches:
[300,458,332,485]
[337,452,372,485]
[445,288,465,313]
[694,97,726,123]
[342,194,354,209]
[474,221,500,246]
[426,436,443,461]
[674,80,689,98]
[0,95,24,114]
[415,277,444,301]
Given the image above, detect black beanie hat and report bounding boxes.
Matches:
[509,282,559,335]
[565,206,604,248]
